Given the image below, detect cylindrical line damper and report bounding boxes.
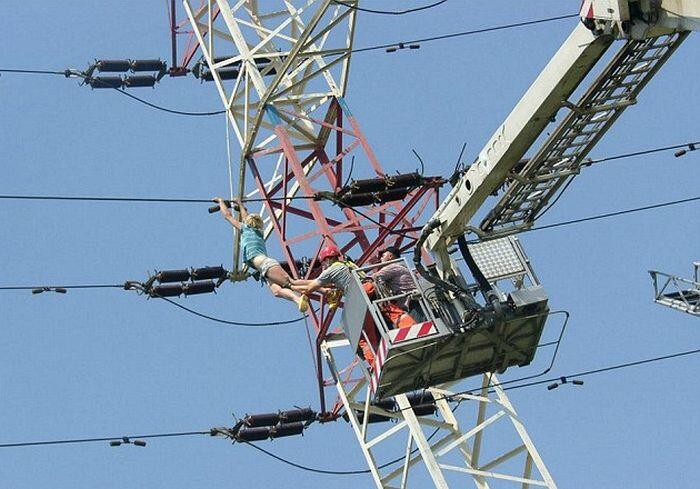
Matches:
[191,266,228,281]
[245,412,280,427]
[150,284,184,298]
[124,75,156,88]
[411,403,437,417]
[96,60,131,72]
[236,427,271,442]
[89,76,124,89]
[155,269,191,283]
[346,411,392,424]
[405,391,435,406]
[388,172,423,188]
[130,59,166,72]
[183,281,216,296]
[348,177,387,194]
[271,422,304,438]
[372,398,397,411]
[280,408,316,423]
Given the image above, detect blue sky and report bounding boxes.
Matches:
[1,1,698,487]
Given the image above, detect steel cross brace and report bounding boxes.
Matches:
[323,339,558,488]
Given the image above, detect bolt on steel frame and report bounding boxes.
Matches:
[185,1,557,486]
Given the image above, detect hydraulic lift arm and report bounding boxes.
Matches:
[426,0,698,254]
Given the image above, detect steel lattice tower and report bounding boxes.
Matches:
[185,2,557,487]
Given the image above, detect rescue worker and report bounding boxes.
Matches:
[374,246,425,322]
[294,245,415,364]
[293,245,378,362]
[215,197,308,312]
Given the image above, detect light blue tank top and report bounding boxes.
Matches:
[240,223,267,265]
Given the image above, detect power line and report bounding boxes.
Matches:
[244,441,371,475]
[332,0,449,15]
[0,68,67,75]
[0,280,308,327]
[0,13,581,118]
[155,294,308,327]
[2,195,698,293]
[2,347,696,462]
[71,70,226,116]
[0,68,225,117]
[499,347,700,394]
[535,140,699,220]
[0,430,210,449]
[229,347,700,476]
[389,347,700,415]
[0,194,314,205]
[527,195,700,234]
[351,13,578,53]
[587,140,700,166]
[2,138,695,208]
[0,284,122,291]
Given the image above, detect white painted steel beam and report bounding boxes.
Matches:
[426,24,613,250]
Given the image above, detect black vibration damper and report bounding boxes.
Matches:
[245,412,281,427]
[272,422,304,438]
[151,284,184,298]
[156,269,191,283]
[130,59,166,72]
[96,60,131,72]
[237,427,271,442]
[183,280,216,296]
[280,408,316,423]
[89,76,123,89]
[124,75,156,88]
[191,266,228,281]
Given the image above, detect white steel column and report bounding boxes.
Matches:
[326,339,558,488]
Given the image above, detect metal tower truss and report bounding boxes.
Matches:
[184,0,443,406]
[186,2,556,487]
[324,336,557,489]
[649,263,700,316]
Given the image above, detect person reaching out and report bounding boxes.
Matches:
[215,197,308,312]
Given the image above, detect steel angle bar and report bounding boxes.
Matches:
[478,444,527,472]
[438,464,550,487]
[435,411,506,458]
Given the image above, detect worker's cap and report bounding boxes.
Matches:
[379,246,401,258]
[319,245,341,262]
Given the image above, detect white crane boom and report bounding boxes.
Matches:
[426,0,698,252]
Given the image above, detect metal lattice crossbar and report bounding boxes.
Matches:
[323,335,558,489]
[479,31,689,239]
[649,265,700,316]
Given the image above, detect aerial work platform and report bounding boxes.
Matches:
[649,263,700,316]
[341,237,549,399]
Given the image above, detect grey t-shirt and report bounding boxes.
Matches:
[317,262,354,293]
[373,262,415,296]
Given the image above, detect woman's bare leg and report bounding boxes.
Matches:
[264,265,293,288]
[268,283,301,303]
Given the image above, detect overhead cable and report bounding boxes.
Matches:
[0,280,307,327]
[350,13,578,53]
[390,346,700,415]
[0,284,122,291]
[2,348,696,463]
[155,293,307,327]
[332,0,449,15]
[0,68,225,116]
[0,13,581,118]
[1,137,695,208]
[0,430,210,449]
[526,195,700,234]
[0,194,314,205]
[70,70,226,116]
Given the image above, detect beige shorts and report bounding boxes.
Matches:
[250,255,281,278]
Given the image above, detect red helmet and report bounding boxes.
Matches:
[319,245,341,262]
